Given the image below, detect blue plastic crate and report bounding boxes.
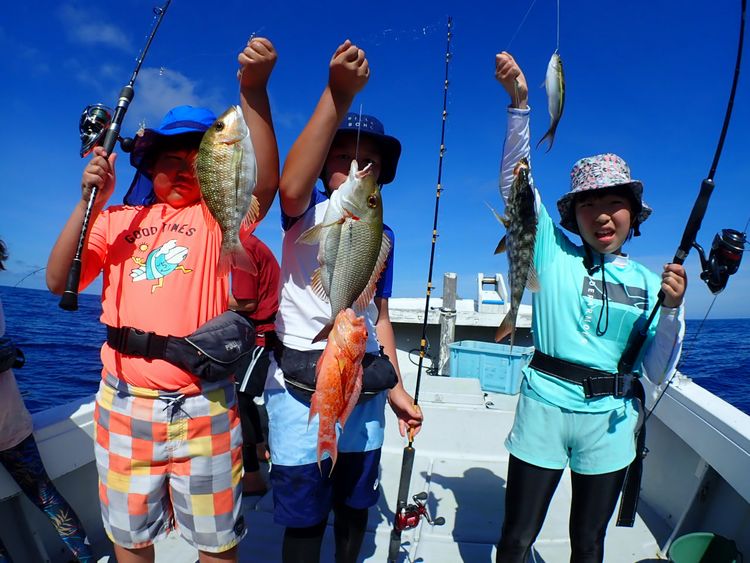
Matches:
[448,340,534,395]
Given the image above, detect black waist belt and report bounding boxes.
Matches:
[107,326,172,360]
[529,350,637,399]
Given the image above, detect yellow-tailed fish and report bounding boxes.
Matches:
[537,52,565,152]
[195,105,259,275]
[297,160,391,343]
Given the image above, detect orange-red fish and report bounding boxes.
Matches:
[309,308,368,474]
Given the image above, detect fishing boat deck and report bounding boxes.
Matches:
[87,375,664,563]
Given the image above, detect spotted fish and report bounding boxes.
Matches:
[495,158,540,348]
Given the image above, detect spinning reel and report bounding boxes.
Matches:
[79,104,135,158]
[393,491,445,532]
[693,228,747,294]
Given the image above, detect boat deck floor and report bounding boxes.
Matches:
[97,376,667,562]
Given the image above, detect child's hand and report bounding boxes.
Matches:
[495,51,528,109]
[662,263,687,308]
[237,37,277,90]
[81,146,116,209]
[388,385,424,439]
[328,39,369,100]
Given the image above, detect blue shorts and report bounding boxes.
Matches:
[505,379,639,475]
[265,363,387,527]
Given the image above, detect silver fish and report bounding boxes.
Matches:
[195,105,259,275]
[537,52,565,152]
[495,158,540,348]
[297,160,391,343]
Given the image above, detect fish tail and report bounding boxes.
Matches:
[312,322,335,343]
[535,120,559,152]
[495,310,516,344]
[317,432,338,477]
[219,240,257,277]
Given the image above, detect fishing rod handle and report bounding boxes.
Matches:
[59,184,100,310]
[674,178,714,264]
[389,445,416,562]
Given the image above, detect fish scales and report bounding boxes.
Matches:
[496,159,539,348]
[195,105,258,275]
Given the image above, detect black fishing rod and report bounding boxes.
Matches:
[387,16,452,563]
[59,0,173,311]
[618,0,746,376]
[615,0,746,528]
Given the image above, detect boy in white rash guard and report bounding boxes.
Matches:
[264,39,423,563]
[493,52,687,563]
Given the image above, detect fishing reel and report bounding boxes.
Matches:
[692,229,747,294]
[394,491,445,532]
[79,104,135,157]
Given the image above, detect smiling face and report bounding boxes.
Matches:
[151,147,201,208]
[323,134,383,192]
[574,187,635,255]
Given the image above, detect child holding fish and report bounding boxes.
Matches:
[493,52,687,563]
[45,38,279,563]
[265,39,423,563]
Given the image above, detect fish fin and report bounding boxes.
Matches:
[535,119,559,152]
[310,268,329,302]
[485,201,509,227]
[495,311,515,344]
[200,200,220,233]
[312,322,334,343]
[296,219,342,245]
[526,264,541,292]
[494,236,507,255]
[241,195,260,230]
[353,232,392,310]
[218,242,257,277]
[339,364,363,429]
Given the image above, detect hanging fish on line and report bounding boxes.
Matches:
[297,160,391,343]
[537,52,565,152]
[195,105,259,276]
[309,308,368,475]
[495,158,540,349]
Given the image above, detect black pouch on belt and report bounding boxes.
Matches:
[275,344,398,405]
[0,336,24,372]
[107,311,255,383]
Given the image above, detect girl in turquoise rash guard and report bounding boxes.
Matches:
[493,53,687,563]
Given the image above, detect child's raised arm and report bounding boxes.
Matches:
[279,39,369,218]
[238,37,279,222]
[46,147,115,294]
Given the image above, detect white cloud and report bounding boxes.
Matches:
[125,67,225,127]
[58,4,132,52]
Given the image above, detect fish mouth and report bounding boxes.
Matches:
[355,163,373,179]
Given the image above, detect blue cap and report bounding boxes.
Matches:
[123,106,216,206]
[331,113,402,185]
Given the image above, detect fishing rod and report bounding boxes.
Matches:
[59,0,173,311]
[387,15,452,563]
[615,0,746,528]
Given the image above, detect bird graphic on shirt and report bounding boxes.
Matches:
[130,240,192,292]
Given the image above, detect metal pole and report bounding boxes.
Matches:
[438,272,457,376]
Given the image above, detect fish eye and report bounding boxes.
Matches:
[215,121,225,131]
[367,195,378,208]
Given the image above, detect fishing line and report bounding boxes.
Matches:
[355,103,363,163]
[12,268,46,288]
[506,0,539,51]
[556,0,561,52]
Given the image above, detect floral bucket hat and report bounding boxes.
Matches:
[556,153,652,235]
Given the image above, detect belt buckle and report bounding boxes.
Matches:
[123,328,151,356]
[613,373,632,398]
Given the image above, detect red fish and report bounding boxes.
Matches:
[309,308,368,474]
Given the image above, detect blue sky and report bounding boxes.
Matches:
[1,0,748,320]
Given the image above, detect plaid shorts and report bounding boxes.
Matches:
[94,373,245,552]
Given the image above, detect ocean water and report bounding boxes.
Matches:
[1,285,749,415]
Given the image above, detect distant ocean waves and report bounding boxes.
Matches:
[1,285,748,415]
